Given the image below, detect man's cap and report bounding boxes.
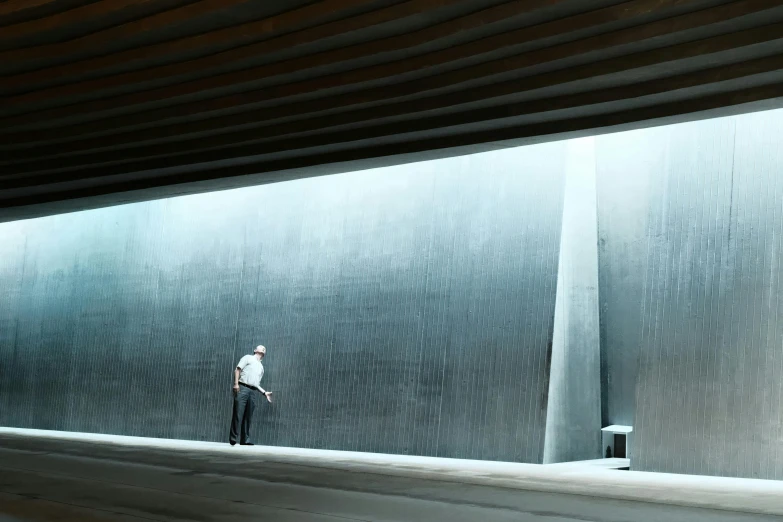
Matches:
[254,345,266,354]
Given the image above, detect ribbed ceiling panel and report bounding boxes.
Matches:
[2,0,783,220]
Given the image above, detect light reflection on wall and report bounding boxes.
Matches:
[0,144,566,463]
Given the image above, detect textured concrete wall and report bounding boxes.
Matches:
[605,110,783,479]
[595,131,656,427]
[0,145,566,463]
[544,138,601,464]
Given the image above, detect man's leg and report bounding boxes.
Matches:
[240,389,258,444]
[229,387,249,445]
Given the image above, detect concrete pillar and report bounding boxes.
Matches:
[544,137,602,463]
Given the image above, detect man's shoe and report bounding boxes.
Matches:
[240,442,254,446]
[229,441,236,446]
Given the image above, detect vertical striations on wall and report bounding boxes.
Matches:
[595,129,658,427]
[544,138,602,464]
[0,144,566,463]
[625,110,783,479]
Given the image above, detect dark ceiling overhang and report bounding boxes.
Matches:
[2,0,783,221]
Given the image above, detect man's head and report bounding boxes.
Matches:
[253,345,266,359]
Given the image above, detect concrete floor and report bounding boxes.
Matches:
[1,429,781,522]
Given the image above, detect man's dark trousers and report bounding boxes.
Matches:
[230,384,259,445]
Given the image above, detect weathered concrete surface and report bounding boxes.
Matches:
[0,429,781,522]
[597,109,783,480]
[0,148,566,464]
[544,137,602,464]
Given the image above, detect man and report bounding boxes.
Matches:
[229,345,272,446]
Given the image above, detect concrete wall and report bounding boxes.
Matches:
[599,109,783,479]
[595,129,655,428]
[544,138,602,464]
[0,145,566,463]
[8,107,783,475]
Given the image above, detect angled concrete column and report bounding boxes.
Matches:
[544,138,602,464]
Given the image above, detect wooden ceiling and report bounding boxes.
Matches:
[2,0,783,221]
